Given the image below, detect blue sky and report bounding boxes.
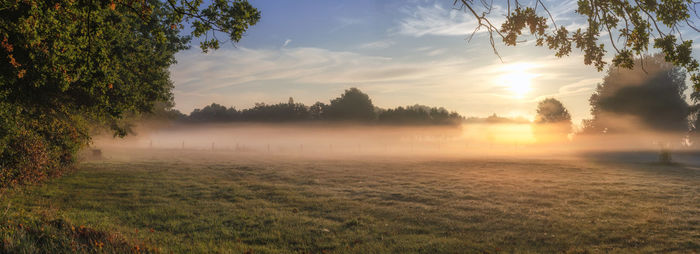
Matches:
[170,0,700,125]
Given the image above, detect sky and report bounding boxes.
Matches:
[170,0,700,125]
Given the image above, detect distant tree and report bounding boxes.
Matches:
[452,0,700,94]
[485,113,512,124]
[309,102,328,120]
[533,98,572,142]
[581,54,688,134]
[462,113,528,124]
[189,103,240,122]
[175,90,465,125]
[325,88,376,121]
[241,100,310,122]
[535,98,572,125]
[378,104,462,125]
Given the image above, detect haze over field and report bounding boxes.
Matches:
[91,122,696,163]
[97,53,700,162]
[2,0,700,253]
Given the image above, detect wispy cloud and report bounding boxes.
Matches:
[331,16,367,32]
[395,1,587,38]
[396,3,504,37]
[358,39,395,49]
[170,46,499,111]
[425,48,448,56]
[172,47,492,98]
[171,46,602,119]
[545,0,579,20]
[532,78,599,102]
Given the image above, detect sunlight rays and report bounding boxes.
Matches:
[496,63,539,98]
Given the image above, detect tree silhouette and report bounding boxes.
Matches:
[189,103,240,122]
[174,89,464,125]
[325,88,377,121]
[309,102,329,120]
[581,54,688,134]
[533,98,572,142]
[241,100,311,122]
[378,104,462,125]
[535,98,572,125]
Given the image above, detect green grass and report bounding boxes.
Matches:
[1,149,699,253]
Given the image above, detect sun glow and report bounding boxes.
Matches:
[498,63,538,98]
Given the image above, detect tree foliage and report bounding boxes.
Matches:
[454,0,700,97]
[189,103,239,122]
[463,113,530,124]
[0,0,260,187]
[243,99,312,122]
[533,98,573,142]
[325,88,377,121]
[581,54,689,134]
[377,105,463,125]
[535,98,572,125]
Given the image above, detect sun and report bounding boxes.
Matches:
[498,63,538,97]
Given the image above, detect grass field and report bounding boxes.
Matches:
[1,149,699,253]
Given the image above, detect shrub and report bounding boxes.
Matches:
[0,105,88,189]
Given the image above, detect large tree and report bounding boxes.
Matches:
[0,0,259,187]
[453,0,700,96]
[581,54,689,134]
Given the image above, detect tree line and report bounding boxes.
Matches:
[164,88,464,125]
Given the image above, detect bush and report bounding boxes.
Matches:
[0,128,49,186]
[0,105,88,189]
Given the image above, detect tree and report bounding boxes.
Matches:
[453,0,700,97]
[241,101,311,122]
[325,88,376,121]
[378,104,462,125]
[581,54,689,134]
[309,102,328,120]
[189,103,240,122]
[533,98,572,142]
[535,98,572,125]
[463,113,529,124]
[0,0,260,187]
[144,100,187,121]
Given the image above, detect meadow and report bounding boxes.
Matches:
[1,149,699,253]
